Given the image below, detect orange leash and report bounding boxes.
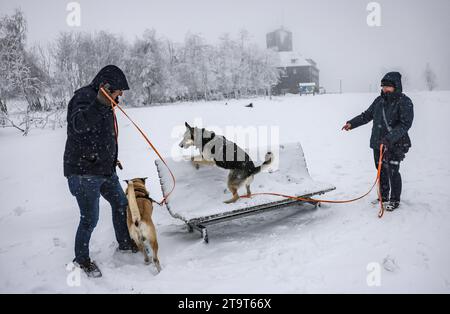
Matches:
[376,145,385,218]
[103,86,385,217]
[240,144,386,218]
[101,88,176,206]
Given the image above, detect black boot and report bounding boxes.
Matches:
[385,201,400,211]
[117,241,139,253]
[75,259,102,278]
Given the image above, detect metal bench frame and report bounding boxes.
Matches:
[156,161,335,243]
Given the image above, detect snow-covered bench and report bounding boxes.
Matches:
[156,142,335,242]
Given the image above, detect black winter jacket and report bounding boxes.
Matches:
[347,72,414,152]
[63,65,129,176]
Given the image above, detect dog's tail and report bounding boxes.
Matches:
[127,181,141,226]
[249,152,273,175]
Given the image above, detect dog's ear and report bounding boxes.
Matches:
[185,122,193,130]
[124,179,129,184]
[140,177,148,183]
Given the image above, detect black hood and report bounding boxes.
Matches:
[90,65,130,91]
[381,72,402,93]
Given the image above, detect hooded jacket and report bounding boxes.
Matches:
[347,72,414,152]
[63,65,129,176]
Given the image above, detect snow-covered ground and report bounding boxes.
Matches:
[1,91,449,293]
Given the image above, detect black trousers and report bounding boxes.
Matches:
[373,149,403,202]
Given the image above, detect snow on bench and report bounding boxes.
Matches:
[155,142,335,242]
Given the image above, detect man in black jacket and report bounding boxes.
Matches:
[64,65,135,277]
[342,72,414,211]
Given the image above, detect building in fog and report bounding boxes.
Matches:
[267,28,320,95]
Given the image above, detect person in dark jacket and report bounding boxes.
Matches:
[64,65,135,277]
[342,72,414,211]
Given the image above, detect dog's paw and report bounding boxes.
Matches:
[154,260,162,273]
[224,198,239,204]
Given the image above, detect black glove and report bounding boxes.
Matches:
[379,138,390,150]
[97,83,114,106]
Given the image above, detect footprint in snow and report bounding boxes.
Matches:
[13,206,27,216]
[383,256,400,273]
[53,237,67,248]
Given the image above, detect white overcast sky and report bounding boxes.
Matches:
[1,0,449,92]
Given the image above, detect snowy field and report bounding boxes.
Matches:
[1,91,449,293]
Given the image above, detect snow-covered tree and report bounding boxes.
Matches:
[125,29,171,105]
[0,9,49,134]
[0,9,43,112]
[2,7,280,114]
[214,31,279,99]
[53,31,127,99]
[216,33,238,98]
[177,33,217,101]
[247,45,279,97]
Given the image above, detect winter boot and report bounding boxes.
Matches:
[75,259,102,278]
[385,201,400,212]
[117,241,139,254]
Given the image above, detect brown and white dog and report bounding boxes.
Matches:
[125,178,161,272]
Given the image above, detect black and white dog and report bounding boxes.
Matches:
[179,122,273,203]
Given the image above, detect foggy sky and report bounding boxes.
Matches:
[1,0,449,92]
